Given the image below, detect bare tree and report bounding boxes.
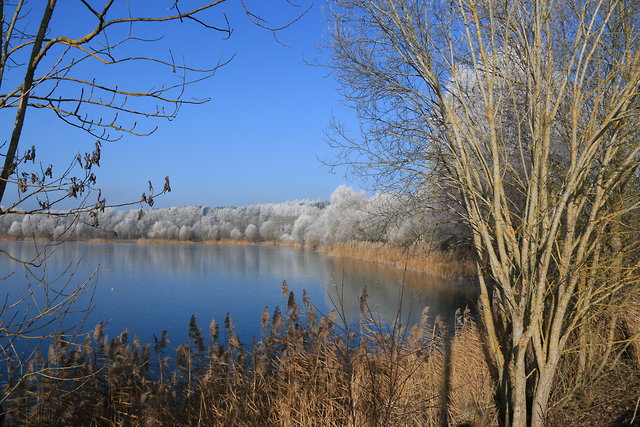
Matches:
[328,0,640,425]
[1,1,220,212]
[0,0,309,217]
[0,0,310,420]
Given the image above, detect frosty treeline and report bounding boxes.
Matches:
[0,186,461,247]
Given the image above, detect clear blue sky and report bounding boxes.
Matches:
[9,1,360,208]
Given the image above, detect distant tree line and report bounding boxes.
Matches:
[0,185,465,248]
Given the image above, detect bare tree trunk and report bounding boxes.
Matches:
[510,349,528,427]
[0,0,56,204]
[531,357,559,426]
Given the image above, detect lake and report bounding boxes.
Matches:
[0,241,476,350]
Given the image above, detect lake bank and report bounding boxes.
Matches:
[319,241,476,280]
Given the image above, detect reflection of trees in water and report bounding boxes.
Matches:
[1,242,331,282]
[323,257,476,329]
[1,241,476,333]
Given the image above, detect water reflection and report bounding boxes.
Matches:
[0,241,476,345]
[323,257,476,330]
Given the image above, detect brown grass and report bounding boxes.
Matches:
[624,300,640,370]
[448,314,498,426]
[85,237,307,248]
[321,241,477,279]
[0,234,306,246]
[0,296,495,426]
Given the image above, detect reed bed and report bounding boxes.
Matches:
[320,241,477,279]
[0,288,494,426]
[624,301,640,370]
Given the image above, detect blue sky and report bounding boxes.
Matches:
[5,1,360,208]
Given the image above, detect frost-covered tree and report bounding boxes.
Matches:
[0,185,459,246]
[244,224,259,242]
[305,185,368,244]
[230,227,243,241]
[258,221,277,241]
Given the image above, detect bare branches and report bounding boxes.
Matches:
[0,1,313,420]
[0,138,173,229]
[328,1,640,425]
[0,0,311,210]
[0,2,231,170]
[240,0,312,46]
[0,1,230,209]
[0,0,314,251]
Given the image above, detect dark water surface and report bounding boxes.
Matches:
[1,241,476,348]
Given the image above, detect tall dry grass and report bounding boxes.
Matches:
[0,290,494,426]
[448,312,498,426]
[321,241,477,279]
[623,296,640,370]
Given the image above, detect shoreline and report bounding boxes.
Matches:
[319,241,476,279]
[0,235,305,247]
[0,236,476,279]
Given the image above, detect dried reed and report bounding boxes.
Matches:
[0,292,494,426]
[320,241,477,279]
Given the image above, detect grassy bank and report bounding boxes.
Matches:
[320,241,477,279]
[0,235,305,248]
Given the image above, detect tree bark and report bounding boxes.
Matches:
[0,0,57,204]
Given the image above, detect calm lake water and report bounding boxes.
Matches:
[1,241,475,349]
